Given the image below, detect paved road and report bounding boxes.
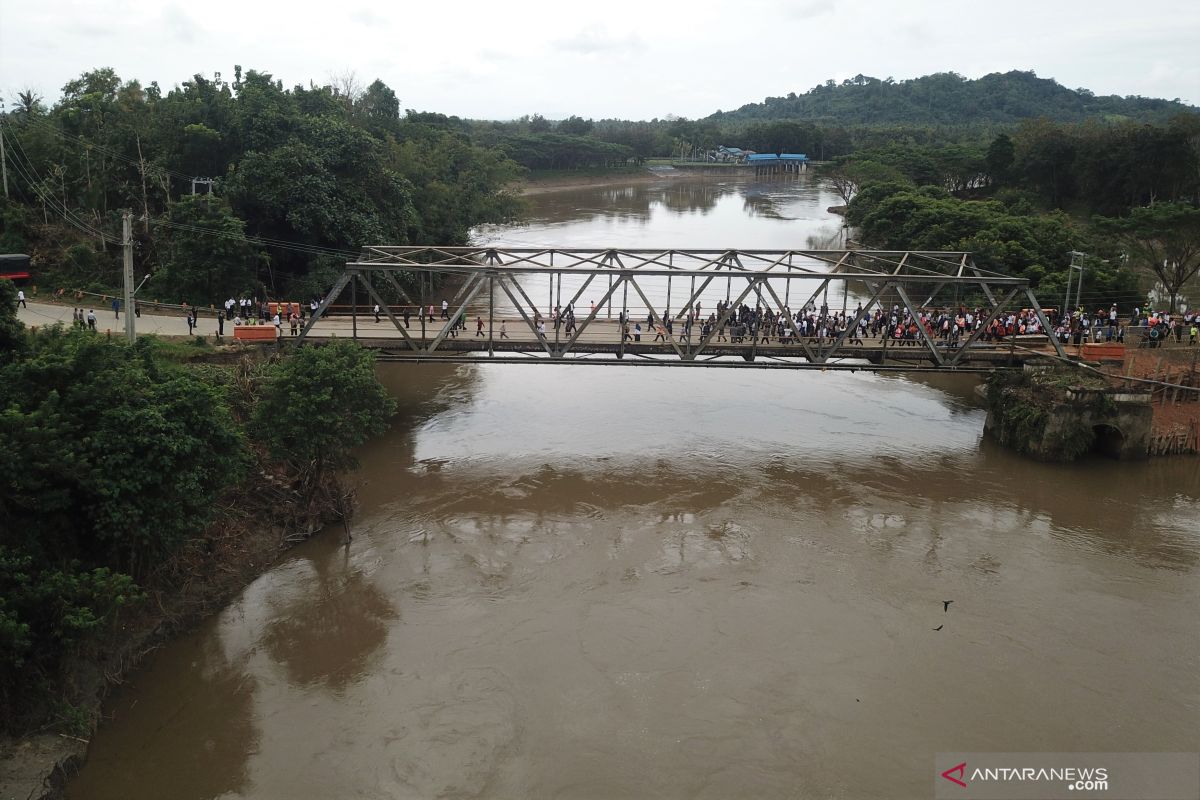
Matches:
[19,300,203,337]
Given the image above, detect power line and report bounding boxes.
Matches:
[149,218,358,259]
[13,114,196,185]
[8,117,367,259]
[6,120,355,258]
[2,130,119,244]
[5,134,117,243]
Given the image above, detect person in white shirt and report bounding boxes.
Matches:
[16,289,27,308]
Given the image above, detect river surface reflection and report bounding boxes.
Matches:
[68,176,1200,799]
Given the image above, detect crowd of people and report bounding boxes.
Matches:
[353,295,1200,351]
[1126,306,1199,347]
[604,300,1016,348]
[45,289,1194,349]
[509,299,1200,351]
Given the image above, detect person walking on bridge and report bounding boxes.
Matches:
[374,303,381,323]
[441,299,450,320]
[476,316,485,337]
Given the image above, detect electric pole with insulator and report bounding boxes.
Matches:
[123,211,135,343]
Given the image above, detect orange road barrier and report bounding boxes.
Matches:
[1081,342,1125,362]
[234,325,278,341]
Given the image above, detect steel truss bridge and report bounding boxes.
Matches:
[296,247,1069,371]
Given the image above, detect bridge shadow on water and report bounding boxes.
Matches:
[362,362,1197,573]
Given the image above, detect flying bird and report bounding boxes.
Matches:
[933,625,944,631]
[943,600,953,612]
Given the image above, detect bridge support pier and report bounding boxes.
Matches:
[984,366,1153,461]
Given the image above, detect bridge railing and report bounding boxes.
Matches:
[292,247,1067,370]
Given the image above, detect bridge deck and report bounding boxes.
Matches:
[304,316,1051,370]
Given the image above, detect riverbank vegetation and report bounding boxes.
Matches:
[836,114,1200,308]
[0,280,395,734]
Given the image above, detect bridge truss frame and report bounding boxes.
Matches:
[296,247,1067,369]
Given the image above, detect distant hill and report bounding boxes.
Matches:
[708,70,1198,125]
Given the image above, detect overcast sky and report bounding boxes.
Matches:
[2,0,1197,120]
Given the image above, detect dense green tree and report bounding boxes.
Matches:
[0,279,25,363]
[591,120,672,160]
[986,133,1016,185]
[848,186,1140,306]
[0,548,140,726]
[496,133,634,170]
[0,321,254,725]
[558,115,593,136]
[156,194,264,304]
[740,120,828,156]
[251,340,396,474]
[709,70,1196,126]
[825,159,909,205]
[0,200,33,253]
[357,79,401,136]
[390,128,522,243]
[0,330,246,572]
[224,115,420,291]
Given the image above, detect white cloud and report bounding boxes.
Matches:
[0,0,1196,119]
[160,5,200,44]
[551,25,644,56]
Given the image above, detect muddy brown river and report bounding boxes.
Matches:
[68,175,1200,799]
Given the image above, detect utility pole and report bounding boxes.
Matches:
[1064,250,1085,313]
[1064,250,1106,315]
[1074,259,1085,312]
[123,211,135,343]
[0,101,9,199]
[136,134,150,234]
